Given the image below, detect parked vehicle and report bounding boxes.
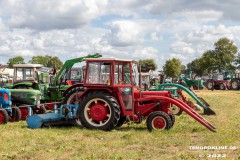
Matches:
[39,58,215,132]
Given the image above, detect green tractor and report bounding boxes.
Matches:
[179,74,204,90]
[6,54,101,118]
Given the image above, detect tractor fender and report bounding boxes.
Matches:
[137,96,216,132]
[65,87,114,103]
[12,82,33,89]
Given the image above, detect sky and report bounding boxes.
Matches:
[0,0,240,70]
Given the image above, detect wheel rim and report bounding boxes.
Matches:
[207,82,213,89]
[220,84,225,90]
[20,108,28,120]
[232,81,238,89]
[84,98,111,127]
[67,92,83,104]
[152,116,166,130]
[0,111,5,124]
[170,106,181,115]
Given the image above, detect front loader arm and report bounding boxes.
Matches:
[137,96,216,132]
[159,83,216,115]
[53,53,102,87]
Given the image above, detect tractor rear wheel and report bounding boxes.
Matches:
[116,116,127,127]
[170,105,183,116]
[0,109,8,124]
[9,107,21,122]
[230,79,239,90]
[63,87,85,126]
[147,111,172,131]
[79,92,120,131]
[206,80,214,90]
[63,87,85,104]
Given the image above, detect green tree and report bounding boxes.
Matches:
[7,56,25,67]
[186,57,208,77]
[139,59,157,72]
[207,37,237,72]
[163,58,182,78]
[234,52,240,66]
[29,55,63,70]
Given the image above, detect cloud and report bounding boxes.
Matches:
[0,0,108,30]
[145,0,240,21]
[0,0,240,69]
[103,20,144,47]
[171,41,195,55]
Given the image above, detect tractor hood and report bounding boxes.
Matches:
[10,89,41,105]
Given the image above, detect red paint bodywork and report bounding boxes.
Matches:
[68,58,215,131]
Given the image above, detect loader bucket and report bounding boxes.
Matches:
[159,83,216,115]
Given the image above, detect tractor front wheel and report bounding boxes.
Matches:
[230,79,239,90]
[79,92,120,131]
[206,80,214,90]
[147,111,172,131]
[0,109,8,124]
[219,83,226,90]
[193,85,198,90]
[9,107,21,122]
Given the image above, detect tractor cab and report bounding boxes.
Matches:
[13,64,43,83]
[83,58,140,114]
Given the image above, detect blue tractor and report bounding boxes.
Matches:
[0,88,21,124]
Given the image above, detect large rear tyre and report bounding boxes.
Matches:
[230,79,239,90]
[63,87,85,126]
[9,107,21,122]
[206,80,214,90]
[79,91,120,131]
[116,116,127,127]
[0,109,8,124]
[63,87,85,104]
[147,111,172,132]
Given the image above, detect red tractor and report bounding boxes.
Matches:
[63,58,215,132]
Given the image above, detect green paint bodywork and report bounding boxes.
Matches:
[150,83,208,110]
[10,89,41,105]
[183,78,204,89]
[8,53,102,105]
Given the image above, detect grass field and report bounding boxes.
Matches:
[0,90,239,160]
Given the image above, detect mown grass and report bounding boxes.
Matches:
[0,90,239,160]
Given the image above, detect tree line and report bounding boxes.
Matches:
[164,37,239,78]
[6,37,239,79]
[7,55,63,70]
